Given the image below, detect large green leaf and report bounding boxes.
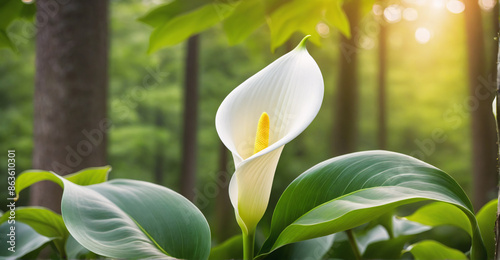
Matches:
[0,207,68,256]
[138,0,211,28]
[15,166,111,199]
[258,151,486,259]
[267,0,323,51]
[0,221,54,259]
[58,176,210,259]
[476,199,498,258]
[222,0,265,45]
[403,240,467,260]
[324,0,350,38]
[148,3,235,53]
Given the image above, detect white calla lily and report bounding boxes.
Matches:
[215,36,324,235]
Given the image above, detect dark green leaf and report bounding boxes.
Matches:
[268,234,334,260]
[258,151,486,259]
[209,235,243,260]
[476,199,497,258]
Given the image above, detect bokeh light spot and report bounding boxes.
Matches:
[384,5,402,23]
[446,0,465,14]
[403,8,419,21]
[415,27,431,44]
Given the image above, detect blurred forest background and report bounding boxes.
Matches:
[1,0,499,244]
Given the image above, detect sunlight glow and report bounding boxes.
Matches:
[415,27,431,44]
[403,0,427,6]
[446,0,465,14]
[479,0,496,11]
[403,8,419,21]
[431,0,446,9]
[384,5,402,23]
[22,0,34,3]
[316,22,330,38]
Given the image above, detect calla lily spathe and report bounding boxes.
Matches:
[215,37,324,234]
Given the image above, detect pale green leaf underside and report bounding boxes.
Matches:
[0,207,68,256]
[0,222,54,259]
[60,178,211,260]
[259,151,486,259]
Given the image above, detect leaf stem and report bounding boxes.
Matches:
[346,229,362,260]
[243,230,255,260]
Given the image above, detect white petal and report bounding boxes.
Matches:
[216,41,324,232]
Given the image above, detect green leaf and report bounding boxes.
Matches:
[363,236,409,259]
[15,166,111,199]
[405,202,472,235]
[0,221,54,259]
[267,0,323,52]
[355,226,389,254]
[0,0,23,29]
[222,0,265,45]
[0,0,34,51]
[258,151,486,259]
[392,216,431,237]
[138,0,209,28]
[268,234,335,259]
[477,199,497,258]
[58,177,210,259]
[324,0,350,38]
[0,207,68,256]
[209,235,243,260]
[0,29,15,51]
[360,217,430,259]
[148,3,235,53]
[403,240,467,260]
[66,234,97,260]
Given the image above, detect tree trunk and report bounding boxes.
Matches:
[377,21,387,150]
[334,0,360,155]
[154,109,165,184]
[495,36,500,260]
[464,0,498,211]
[180,35,199,201]
[215,141,233,241]
[493,3,500,258]
[31,0,109,213]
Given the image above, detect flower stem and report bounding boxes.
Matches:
[346,229,362,260]
[243,230,255,260]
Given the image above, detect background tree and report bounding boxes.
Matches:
[464,0,497,210]
[377,14,387,150]
[334,0,360,155]
[180,35,200,201]
[31,0,109,213]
